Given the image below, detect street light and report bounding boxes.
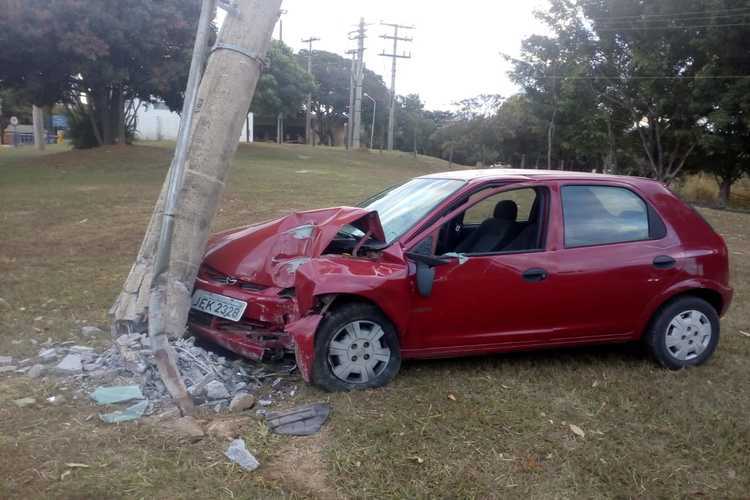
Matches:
[363,93,376,149]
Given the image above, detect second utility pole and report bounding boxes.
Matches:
[301,36,320,145]
[379,22,414,151]
[350,18,366,150]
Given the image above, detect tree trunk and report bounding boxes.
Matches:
[718,177,732,208]
[163,0,281,340]
[546,107,557,170]
[117,87,126,145]
[32,105,45,150]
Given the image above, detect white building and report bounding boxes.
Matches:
[134,100,253,143]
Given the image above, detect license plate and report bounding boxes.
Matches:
[191,290,247,322]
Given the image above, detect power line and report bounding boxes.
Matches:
[522,74,750,80]
[587,5,750,22]
[379,22,415,151]
[593,22,750,32]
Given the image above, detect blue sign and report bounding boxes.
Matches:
[52,114,69,129]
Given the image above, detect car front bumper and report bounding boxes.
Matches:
[187,275,321,382]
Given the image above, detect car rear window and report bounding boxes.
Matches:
[562,185,650,247]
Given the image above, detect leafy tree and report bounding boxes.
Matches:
[298,50,388,146]
[691,1,750,206]
[0,0,203,147]
[0,88,33,143]
[251,41,315,140]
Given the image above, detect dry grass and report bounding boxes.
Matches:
[0,142,748,498]
[676,172,750,210]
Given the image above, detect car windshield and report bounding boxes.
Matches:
[357,178,465,243]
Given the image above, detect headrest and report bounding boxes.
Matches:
[494,200,518,221]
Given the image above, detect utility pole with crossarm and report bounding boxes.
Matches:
[301,36,320,145]
[379,22,414,151]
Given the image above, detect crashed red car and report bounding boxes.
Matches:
[188,169,733,391]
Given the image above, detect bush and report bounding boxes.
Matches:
[65,107,136,149]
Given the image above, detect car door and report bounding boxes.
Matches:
[547,183,679,341]
[404,185,565,355]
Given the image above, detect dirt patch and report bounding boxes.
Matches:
[263,432,336,499]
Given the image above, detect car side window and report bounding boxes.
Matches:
[562,185,650,248]
[463,189,535,225]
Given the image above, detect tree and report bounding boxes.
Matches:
[0,88,32,144]
[691,1,750,206]
[298,50,388,146]
[251,41,315,142]
[0,0,203,147]
[580,0,719,183]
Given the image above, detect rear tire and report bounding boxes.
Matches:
[312,303,401,392]
[645,297,719,370]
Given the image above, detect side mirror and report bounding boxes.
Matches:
[405,252,451,297]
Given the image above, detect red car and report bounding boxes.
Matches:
[189,169,733,391]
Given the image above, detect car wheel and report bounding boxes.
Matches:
[645,297,720,370]
[312,303,401,392]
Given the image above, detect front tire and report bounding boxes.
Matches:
[312,303,401,392]
[645,297,720,370]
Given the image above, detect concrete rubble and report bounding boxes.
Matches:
[225,438,260,471]
[1,326,299,422]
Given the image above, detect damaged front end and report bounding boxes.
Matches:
[187,207,386,380]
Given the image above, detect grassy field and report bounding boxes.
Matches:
[0,142,748,499]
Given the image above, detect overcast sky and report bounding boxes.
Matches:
[221,0,548,111]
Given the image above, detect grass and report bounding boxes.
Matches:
[676,172,750,211]
[0,142,748,498]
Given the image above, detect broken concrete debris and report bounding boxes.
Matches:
[38,348,59,363]
[80,326,104,337]
[229,392,256,413]
[205,380,231,400]
[265,403,331,436]
[27,364,46,378]
[100,400,149,424]
[207,417,252,439]
[225,438,260,471]
[91,385,144,405]
[14,397,36,408]
[4,331,298,423]
[56,353,83,374]
[164,416,205,441]
[0,355,14,365]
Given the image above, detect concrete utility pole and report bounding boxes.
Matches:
[379,22,414,151]
[275,8,288,144]
[32,105,45,151]
[345,48,356,149]
[350,18,366,149]
[277,8,287,42]
[301,36,320,146]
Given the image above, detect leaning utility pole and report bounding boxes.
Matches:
[345,48,356,149]
[301,36,320,146]
[379,22,414,151]
[275,8,288,144]
[350,18,366,149]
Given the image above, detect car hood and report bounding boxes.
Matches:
[202,207,386,288]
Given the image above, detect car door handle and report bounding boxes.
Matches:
[653,255,676,269]
[522,268,548,282]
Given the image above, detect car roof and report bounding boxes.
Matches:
[418,168,658,186]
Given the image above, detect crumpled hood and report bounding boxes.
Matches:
[202,207,385,288]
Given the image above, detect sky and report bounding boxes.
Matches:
[220,0,548,111]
